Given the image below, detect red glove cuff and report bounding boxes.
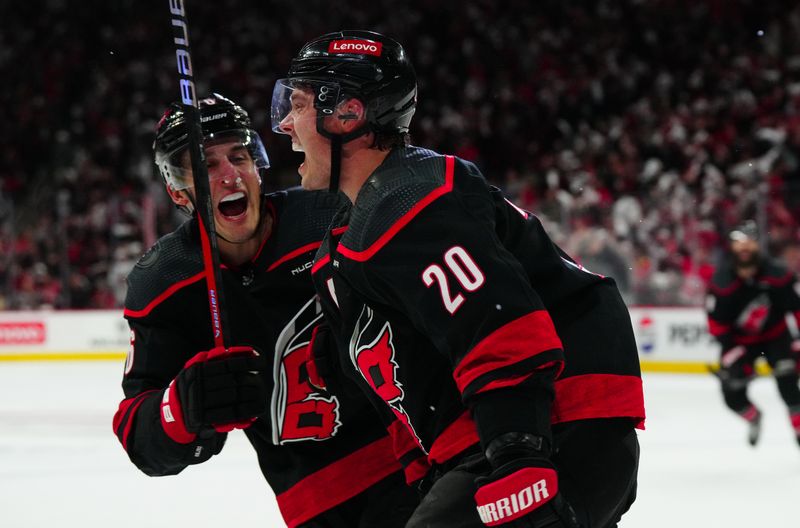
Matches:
[160,378,197,444]
[474,466,558,526]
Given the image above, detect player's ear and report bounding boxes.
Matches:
[337,98,367,133]
[166,185,191,208]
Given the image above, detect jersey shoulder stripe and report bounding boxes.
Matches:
[709,265,739,294]
[759,260,792,286]
[339,148,454,262]
[124,221,204,317]
[262,188,344,271]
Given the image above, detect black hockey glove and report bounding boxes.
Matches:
[305,322,361,398]
[305,324,331,392]
[474,433,581,528]
[160,346,267,444]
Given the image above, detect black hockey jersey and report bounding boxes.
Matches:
[113,189,409,527]
[312,147,644,466]
[707,258,800,350]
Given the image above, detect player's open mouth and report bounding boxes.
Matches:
[218,192,248,218]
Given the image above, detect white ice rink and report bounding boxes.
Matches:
[1,362,798,527]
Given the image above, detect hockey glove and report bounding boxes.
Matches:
[160,346,267,443]
[305,324,330,391]
[720,345,747,369]
[474,433,580,528]
[305,322,360,398]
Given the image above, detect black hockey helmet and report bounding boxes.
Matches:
[728,220,759,242]
[154,93,269,191]
[271,31,416,193]
[271,30,417,137]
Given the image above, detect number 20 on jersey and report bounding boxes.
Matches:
[422,246,485,315]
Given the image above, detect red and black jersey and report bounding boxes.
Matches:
[707,258,800,350]
[112,189,407,528]
[312,146,644,466]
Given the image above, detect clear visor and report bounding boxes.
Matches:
[270,78,345,134]
[155,129,270,191]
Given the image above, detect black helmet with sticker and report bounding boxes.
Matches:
[154,93,269,191]
[271,30,417,137]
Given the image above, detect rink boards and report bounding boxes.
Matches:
[0,308,785,373]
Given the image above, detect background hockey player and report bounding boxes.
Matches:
[271,31,645,527]
[706,220,800,446]
[112,94,421,527]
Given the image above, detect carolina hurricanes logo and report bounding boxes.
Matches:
[271,297,341,444]
[350,306,426,451]
[737,294,770,334]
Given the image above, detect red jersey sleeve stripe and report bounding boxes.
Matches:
[337,155,455,262]
[760,273,793,287]
[266,241,322,271]
[709,279,741,296]
[311,254,331,275]
[123,272,205,318]
[452,310,563,396]
[707,317,732,337]
[388,418,423,458]
[551,374,646,430]
[734,319,788,345]
[112,390,158,451]
[403,456,431,485]
[275,435,401,528]
[471,359,562,396]
[427,410,480,465]
[428,374,646,464]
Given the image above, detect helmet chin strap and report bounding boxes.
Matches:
[316,113,370,195]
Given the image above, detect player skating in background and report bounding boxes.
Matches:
[112,94,421,527]
[272,31,645,528]
[707,220,800,446]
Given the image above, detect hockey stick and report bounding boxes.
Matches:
[168,0,230,349]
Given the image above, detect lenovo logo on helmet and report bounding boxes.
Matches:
[328,40,382,56]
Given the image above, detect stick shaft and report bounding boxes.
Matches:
[168,0,230,349]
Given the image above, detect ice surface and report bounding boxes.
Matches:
[1,363,797,527]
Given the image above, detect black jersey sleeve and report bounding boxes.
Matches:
[341,157,564,447]
[113,317,227,476]
[113,230,226,476]
[774,268,800,329]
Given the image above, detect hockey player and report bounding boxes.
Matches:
[706,220,800,446]
[271,31,645,527]
[112,94,422,527]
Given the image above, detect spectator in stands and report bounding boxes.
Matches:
[5,0,800,308]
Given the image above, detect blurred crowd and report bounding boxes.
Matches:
[2,0,800,309]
